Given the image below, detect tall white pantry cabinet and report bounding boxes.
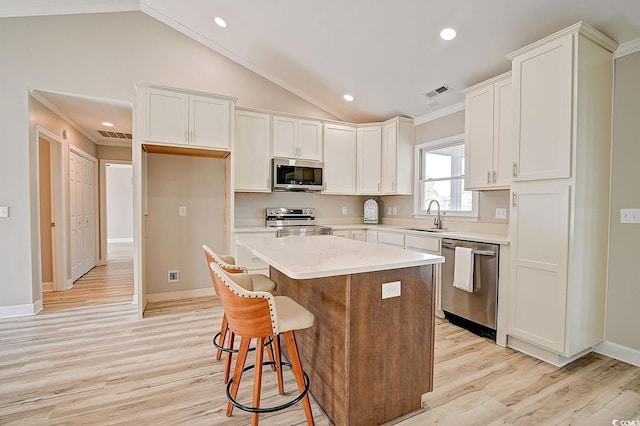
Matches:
[506,22,617,365]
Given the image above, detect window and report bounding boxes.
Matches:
[414,134,477,219]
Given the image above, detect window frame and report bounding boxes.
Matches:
[413,133,478,220]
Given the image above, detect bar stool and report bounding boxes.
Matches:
[202,245,277,383]
[209,262,315,426]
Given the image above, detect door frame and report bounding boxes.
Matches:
[99,159,132,266]
[35,125,69,293]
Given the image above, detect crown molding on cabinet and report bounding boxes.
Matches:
[413,101,465,126]
[615,37,640,58]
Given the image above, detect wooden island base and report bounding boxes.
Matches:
[271,265,435,426]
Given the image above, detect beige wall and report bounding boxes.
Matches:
[380,110,510,233]
[106,165,133,241]
[98,145,132,162]
[146,154,226,293]
[605,51,640,351]
[0,11,338,309]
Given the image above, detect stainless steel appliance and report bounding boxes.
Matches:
[272,158,324,192]
[441,238,499,340]
[265,207,332,237]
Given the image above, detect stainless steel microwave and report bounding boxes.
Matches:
[272,158,324,192]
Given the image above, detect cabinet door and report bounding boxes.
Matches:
[235,111,271,191]
[273,116,297,158]
[323,123,356,194]
[512,34,573,181]
[465,85,495,189]
[381,121,397,193]
[297,119,323,160]
[144,88,189,144]
[357,126,382,194]
[508,183,570,353]
[189,95,230,149]
[366,230,378,244]
[351,230,367,241]
[493,79,513,188]
[332,230,350,238]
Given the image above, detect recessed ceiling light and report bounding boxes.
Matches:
[440,28,456,41]
[343,94,354,102]
[101,122,114,127]
[214,17,227,28]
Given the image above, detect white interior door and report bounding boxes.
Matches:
[82,157,96,272]
[69,151,84,281]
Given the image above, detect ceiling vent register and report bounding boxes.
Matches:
[424,84,451,99]
[97,130,133,140]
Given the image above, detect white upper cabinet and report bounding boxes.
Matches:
[357,126,382,194]
[235,110,271,192]
[463,72,512,190]
[381,117,413,195]
[511,35,573,182]
[273,116,322,161]
[142,87,232,150]
[323,123,357,194]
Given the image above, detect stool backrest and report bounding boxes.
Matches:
[202,245,248,274]
[203,245,254,294]
[209,262,278,338]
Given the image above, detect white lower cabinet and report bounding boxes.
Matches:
[234,231,276,275]
[333,229,367,241]
[377,231,404,247]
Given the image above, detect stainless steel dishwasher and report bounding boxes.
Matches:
[441,238,499,340]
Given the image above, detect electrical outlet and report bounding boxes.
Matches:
[168,270,180,282]
[0,206,8,218]
[495,208,507,219]
[382,281,401,299]
[387,207,392,215]
[341,206,348,215]
[179,206,187,216]
[392,207,397,216]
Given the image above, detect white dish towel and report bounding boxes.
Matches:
[453,247,474,292]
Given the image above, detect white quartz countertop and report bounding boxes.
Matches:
[236,235,444,280]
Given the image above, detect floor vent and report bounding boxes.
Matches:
[97,130,133,140]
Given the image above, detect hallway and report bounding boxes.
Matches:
[43,242,134,311]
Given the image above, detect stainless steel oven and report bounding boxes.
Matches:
[265,208,332,237]
[441,238,499,340]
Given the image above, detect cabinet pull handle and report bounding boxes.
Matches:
[377,183,380,192]
[487,171,491,184]
[392,182,395,191]
[512,162,518,178]
[512,192,517,207]
[185,130,188,142]
[493,171,497,184]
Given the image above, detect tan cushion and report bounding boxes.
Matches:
[274,296,314,333]
[228,273,255,291]
[250,274,277,293]
[218,255,236,265]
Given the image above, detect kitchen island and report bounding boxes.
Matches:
[237,235,444,425]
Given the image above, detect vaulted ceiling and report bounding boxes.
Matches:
[3,0,640,144]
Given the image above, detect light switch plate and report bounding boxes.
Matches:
[495,208,507,219]
[0,206,8,218]
[620,208,640,224]
[179,206,187,217]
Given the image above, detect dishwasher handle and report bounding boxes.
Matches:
[441,242,496,256]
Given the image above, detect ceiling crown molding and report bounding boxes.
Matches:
[0,0,139,18]
[413,102,465,126]
[615,38,640,58]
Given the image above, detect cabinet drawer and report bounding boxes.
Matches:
[378,231,404,246]
[405,235,441,253]
[235,246,268,270]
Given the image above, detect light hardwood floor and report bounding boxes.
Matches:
[1,244,639,425]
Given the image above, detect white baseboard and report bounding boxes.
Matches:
[0,301,41,318]
[108,238,133,243]
[146,288,214,303]
[42,281,54,292]
[593,340,640,368]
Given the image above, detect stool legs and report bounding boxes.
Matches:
[216,314,229,360]
[251,337,266,426]
[284,331,314,426]
[227,336,251,416]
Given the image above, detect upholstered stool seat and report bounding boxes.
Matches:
[203,245,278,384]
[209,262,315,425]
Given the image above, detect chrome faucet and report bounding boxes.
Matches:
[426,200,442,229]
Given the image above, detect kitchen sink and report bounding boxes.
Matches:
[403,227,449,233]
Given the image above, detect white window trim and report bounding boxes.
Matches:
[413,134,479,220]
